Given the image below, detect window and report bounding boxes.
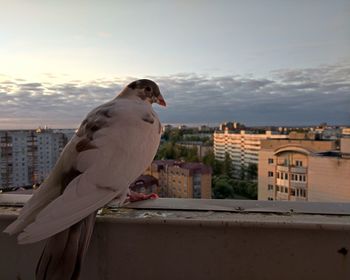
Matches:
[296,160,303,167]
[268,184,274,190]
[277,172,280,179]
[276,186,280,192]
[268,171,274,177]
[268,158,274,164]
[284,173,288,180]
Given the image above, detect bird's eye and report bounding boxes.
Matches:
[145,86,152,92]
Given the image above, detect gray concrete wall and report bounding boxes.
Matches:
[1,201,350,280]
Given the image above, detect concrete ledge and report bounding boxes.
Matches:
[1,199,350,279]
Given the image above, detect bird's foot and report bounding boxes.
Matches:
[128,191,159,202]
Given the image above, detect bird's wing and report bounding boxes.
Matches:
[7,99,161,244]
[3,136,81,235]
[4,99,122,236]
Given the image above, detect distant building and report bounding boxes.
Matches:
[144,160,212,199]
[219,121,244,131]
[0,129,68,188]
[177,141,213,159]
[288,131,318,140]
[341,127,350,136]
[258,138,350,202]
[198,125,211,132]
[53,128,76,141]
[163,124,173,132]
[214,130,288,177]
[183,133,213,140]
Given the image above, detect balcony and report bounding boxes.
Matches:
[276,179,289,187]
[291,181,307,188]
[276,165,289,172]
[1,197,350,279]
[289,195,307,202]
[290,166,307,173]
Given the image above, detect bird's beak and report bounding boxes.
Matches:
[156,94,166,107]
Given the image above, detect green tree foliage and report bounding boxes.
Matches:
[246,163,258,180]
[203,150,223,175]
[156,142,176,159]
[156,143,199,161]
[223,152,234,178]
[169,129,183,143]
[212,175,235,199]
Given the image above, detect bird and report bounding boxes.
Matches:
[3,79,166,280]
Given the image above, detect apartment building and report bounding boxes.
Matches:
[177,141,213,160]
[214,130,288,176]
[0,129,67,188]
[145,160,212,199]
[258,138,350,202]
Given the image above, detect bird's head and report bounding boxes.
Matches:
[119,79,166,106]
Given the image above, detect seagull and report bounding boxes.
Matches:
[4,79,166,279]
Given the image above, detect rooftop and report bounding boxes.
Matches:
[153,160,212,174]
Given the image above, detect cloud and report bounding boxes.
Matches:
[0,63,349,129]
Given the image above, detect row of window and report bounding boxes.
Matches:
[268,184,307,198]
[271,171,307,182]
[277,172,288,180]
[291,174,306,182]
[268,158,303,167]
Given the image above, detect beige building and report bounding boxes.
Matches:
[258,138,350,202]
[214,130,288,176]
[145,160,212,199]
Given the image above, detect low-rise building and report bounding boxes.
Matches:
[258,138,350,202]
[145,160,212,199]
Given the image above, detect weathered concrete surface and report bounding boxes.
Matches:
[0,199,350,280]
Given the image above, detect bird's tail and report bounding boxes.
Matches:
[36,211,97,280]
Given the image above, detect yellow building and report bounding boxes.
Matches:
[145,160,212,199]
[258,138,350,202]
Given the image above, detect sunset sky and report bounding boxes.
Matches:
[1,0,349,128]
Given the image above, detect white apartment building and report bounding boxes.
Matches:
[214,130,288,175]
[0,129,67,188]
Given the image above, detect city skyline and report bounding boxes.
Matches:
[1,1,349,128]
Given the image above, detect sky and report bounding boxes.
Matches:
[0,0,349,128]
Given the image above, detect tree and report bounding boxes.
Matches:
[239,165,247,180]
[203,150,215,166]
[223,152,233,178]
[213,176,234,199]
[246,182,257,199]
[169,129,183,143]
[185,146,199,162]
[202,150,224,176]
[156,142,176,159]
[246,163,258,181]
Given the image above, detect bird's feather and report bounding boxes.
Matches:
[4,80,164,280]
[35,211,97,280]
[5,97,161,244]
